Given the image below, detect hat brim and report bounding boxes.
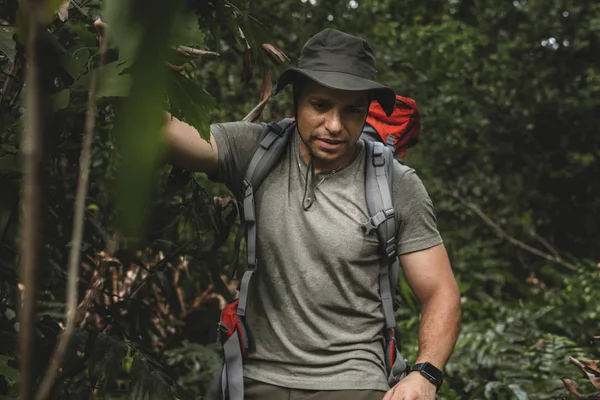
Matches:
[275,68,396,116]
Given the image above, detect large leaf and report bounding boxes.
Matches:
[97,61,132,98]
[167,71,216,142]
[105,0,185,236]
[59,42,91,80]
[0,355,19,385]
[173,12,206,48]
[52,89,70,112]
[63,22,99,48]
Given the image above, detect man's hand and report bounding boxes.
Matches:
[383,372,436,400]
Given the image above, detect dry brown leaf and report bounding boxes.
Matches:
[570,357,600,391]
[561,378,581,399]
[58,0,70,21]
[261,43,290,64]
[176,46,219,58]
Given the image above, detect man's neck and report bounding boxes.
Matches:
[298,140,356,175]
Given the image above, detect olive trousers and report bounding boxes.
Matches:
[244,378,386,400]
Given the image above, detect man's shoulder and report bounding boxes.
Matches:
[389,160,432,203]
[210,120,265,137]
[390,159,415,182]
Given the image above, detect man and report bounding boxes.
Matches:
[166,29,461,400]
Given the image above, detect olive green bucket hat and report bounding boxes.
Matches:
[275,29,396,116]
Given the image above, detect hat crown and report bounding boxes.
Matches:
[298,29,377,80]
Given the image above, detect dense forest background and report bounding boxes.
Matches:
[0,0,599,399]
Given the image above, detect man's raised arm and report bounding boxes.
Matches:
[164,113,219,175]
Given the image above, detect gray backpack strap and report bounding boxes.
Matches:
[363,140,397,329]
[237,118,295,316]
[363,140,410,386]
[228,118,295,280]
[218,119,294,400]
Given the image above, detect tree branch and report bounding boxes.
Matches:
[446,189,580,272]
[34,21,110,400]
[19,1,49,399]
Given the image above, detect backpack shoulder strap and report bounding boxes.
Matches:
[245,118,295,190]
[234,119,295,318]
[363,140,410,385]
[362,139,398,328]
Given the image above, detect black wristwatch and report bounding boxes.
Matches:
[410,362,443,392]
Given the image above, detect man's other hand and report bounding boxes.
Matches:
[383,372,436,400]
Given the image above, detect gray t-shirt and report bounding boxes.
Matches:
[210,121,442,391]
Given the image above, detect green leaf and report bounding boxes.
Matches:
[0,144,18,154]
[97,61,132,98]
[63,22,99,48]
[167,71,216,142]
[0,26,16,62]
[52,89,70,112]
[0,154,21,174]
[109,0,185,237]
[60,43,91,79]
[0,355,19,384]
[173,13,206,48]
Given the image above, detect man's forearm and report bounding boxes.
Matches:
[414,288,461,369]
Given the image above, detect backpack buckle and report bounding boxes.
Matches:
[361,218,378,235]
[361,209,394,235]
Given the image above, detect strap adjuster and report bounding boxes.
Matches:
[385,237,397,259]
[373,154,385,167]
[243,178,251,192]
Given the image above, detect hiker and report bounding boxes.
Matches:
[166,29,461,400]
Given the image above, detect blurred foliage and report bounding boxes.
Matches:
[1,0,599,399]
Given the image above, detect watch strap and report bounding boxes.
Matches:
[410,362,443,391]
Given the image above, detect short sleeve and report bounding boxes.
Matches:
[392,166,443,255]
[209,121,264,196]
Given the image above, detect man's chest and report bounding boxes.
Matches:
[252,154,382,268]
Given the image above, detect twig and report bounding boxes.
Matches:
[34,20,110,400]
[529,230,560,259]
[128,241,195,300]
[0,57,21,105]
[0,70,21,83]
[69,0,87,16]
[446,189,579,272]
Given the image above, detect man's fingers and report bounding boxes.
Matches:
[382,386,396,400]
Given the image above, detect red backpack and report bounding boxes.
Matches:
[362,95,421,160]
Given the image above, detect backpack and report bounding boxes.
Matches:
[362,95,421,161]
[209,97,421,399]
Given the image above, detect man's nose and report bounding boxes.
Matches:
[324,109,343,135]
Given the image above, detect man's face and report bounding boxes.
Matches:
[296,79,370,170]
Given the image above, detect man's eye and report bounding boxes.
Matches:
[350,107,364,114]
[312,102,324,109]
